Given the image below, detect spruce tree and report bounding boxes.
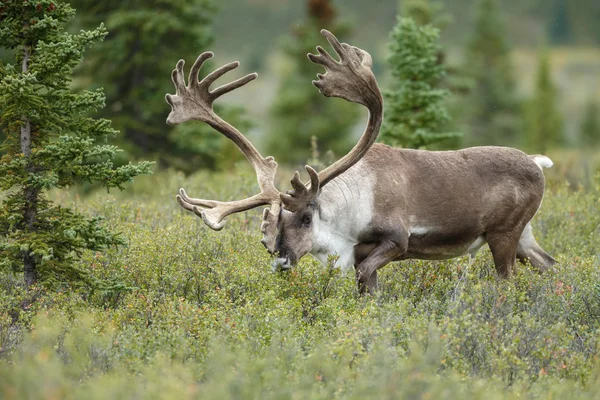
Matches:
[381,16,459,148]
[399,0,451,28]
[0,1,152,287]
[396,0,466,149]
[580,97,600,147]
[70,0,244,172]
[525,50,564,153]
[265,0,358,165]
[463,0,521,146]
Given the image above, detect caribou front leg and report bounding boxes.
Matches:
[355,236,408,294]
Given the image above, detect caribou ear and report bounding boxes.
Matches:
[280,165,321,212]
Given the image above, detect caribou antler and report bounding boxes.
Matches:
[167,31,383,252]
[166,53,281,251]
[280,166,320,212]
[309,30,383,187]
[281,29,384,211]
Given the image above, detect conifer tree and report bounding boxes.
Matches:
[580,97,600,147]
[381,16,459,148]
[463,0,521,146]
[70,0,245,172]
[393,0,466,149]
[400,0,451,28]
[0,1,152,287]
[265,0,357,165]
[525,50,564,152]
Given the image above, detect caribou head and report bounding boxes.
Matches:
[168,30,556,294]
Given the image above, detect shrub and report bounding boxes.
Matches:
[1,169,600,398]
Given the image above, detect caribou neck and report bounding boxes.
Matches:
[310,162,376,271]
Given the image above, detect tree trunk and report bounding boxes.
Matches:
[20,42,38,287]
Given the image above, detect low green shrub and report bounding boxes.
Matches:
[1,169,599,398]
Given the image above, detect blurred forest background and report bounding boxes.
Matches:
[2,0,600,182]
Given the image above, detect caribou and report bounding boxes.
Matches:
[166,30,556,293]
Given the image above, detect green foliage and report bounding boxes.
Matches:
[463,0,522,146]
[1,169,600,397]
[70,0,249,172]
[0,1,152,286]
[400,0,452,29]
[580,97,600,147]
[265,0,358,165]
[525,50,564,152]
[400,0,469,150]
[381,16,460,148]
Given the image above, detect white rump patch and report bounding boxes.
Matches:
[518,223,537,251]
[533,156,553,169]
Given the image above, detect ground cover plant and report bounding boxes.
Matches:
[0,167,599,399]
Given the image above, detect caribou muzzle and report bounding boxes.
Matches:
[271,241,297,271]
[271,256,293,272]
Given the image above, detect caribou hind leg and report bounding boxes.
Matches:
[516,223,557,273]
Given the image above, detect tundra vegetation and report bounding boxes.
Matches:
[1,170,600,398]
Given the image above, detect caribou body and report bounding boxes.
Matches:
[273,145,556,290]
[167,30,556,293]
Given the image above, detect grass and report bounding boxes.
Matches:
[1,166,600,399]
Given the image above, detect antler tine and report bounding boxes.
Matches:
[280,166,320,212]
[211,73,258,99]
[177,191,271,231]
[314,46,336,66]
[321,29,346,61]
[201,61,239,87]
[167,54,282,249]
[178,188,217,207]
[289,171,306,193]
[260,203,281,254]
[188,52,214,89]
[306,29,384,188]
[171,60,186,95]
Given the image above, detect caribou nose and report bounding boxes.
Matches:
[271,256,292,272]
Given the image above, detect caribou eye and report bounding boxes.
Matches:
[302,215,312,225]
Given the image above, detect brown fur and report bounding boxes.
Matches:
[349,144,556,292]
